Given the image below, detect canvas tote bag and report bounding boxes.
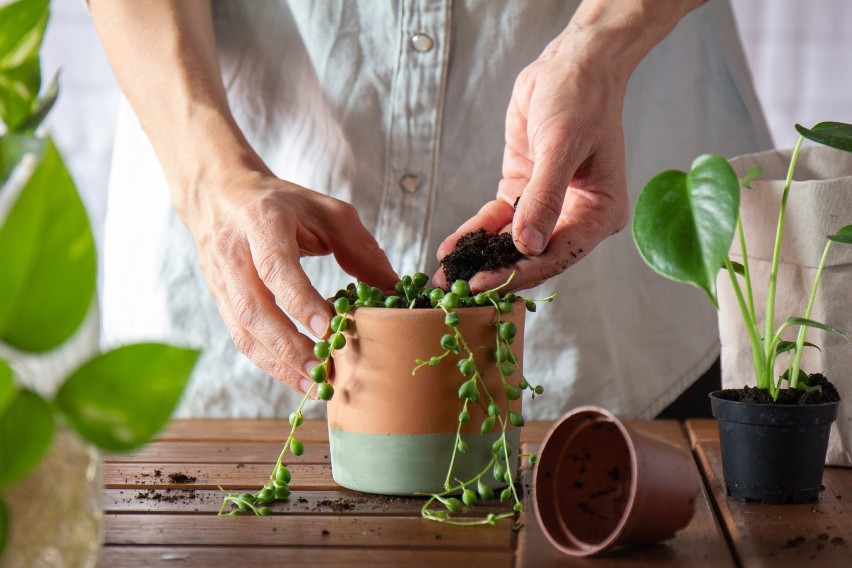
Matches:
[720,146,852,467]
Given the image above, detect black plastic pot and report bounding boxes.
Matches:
[709,390,838,504]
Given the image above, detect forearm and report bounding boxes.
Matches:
[90,0,267,218]
[546,0,706,90]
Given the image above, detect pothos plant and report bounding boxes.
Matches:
[632,121,852,400]
[221,271,555,526]
[0,0,199,558]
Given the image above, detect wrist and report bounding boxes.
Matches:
[546,0,704,86]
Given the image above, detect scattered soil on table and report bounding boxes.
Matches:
[723,374,840,405]
[440,229,526,283]
[315,498,354,512]
[167,472,198,483]
[135,488,198,504]
[781,532,848,553]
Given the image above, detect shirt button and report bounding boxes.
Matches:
[410,33,434,53]
[400,174,421,193]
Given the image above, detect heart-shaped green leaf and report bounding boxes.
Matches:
[633,154,740,306]
[0,138,96,352]
[779,368,811,386]
[828,224,852,245]
[55,344,199,451]
[0,0,49,131]
[795,122,852,153]
[0,388,54,489]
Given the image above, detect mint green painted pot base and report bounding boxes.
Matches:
[329,427,521,496]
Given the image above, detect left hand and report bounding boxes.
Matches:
[434,35,630,292]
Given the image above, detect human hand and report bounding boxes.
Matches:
[186,169,398,394]
[434,35,630,292]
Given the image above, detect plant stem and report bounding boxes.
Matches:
[736,216,756,323]
[763,135,804,364]
[724,258,767,390]
[788,240,833,389]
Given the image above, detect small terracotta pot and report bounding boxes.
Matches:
[328,303,524,495]
[534,406,699,557]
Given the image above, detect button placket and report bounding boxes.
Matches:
[376,0,451,277]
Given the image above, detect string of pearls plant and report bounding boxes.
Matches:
[220,272,555,525]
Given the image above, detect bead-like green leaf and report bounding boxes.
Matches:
[0,388,54,489]
[795,122,852,153]
[55,344,199,451]
[633,154,740,306]
[827,224,852,245]
[0,0,49,131]
[0,139,96,352]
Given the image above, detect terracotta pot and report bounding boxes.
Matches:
[534,406,699,557]
[327,303,524,495]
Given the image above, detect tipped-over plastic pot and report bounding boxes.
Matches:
[533,406,699,557]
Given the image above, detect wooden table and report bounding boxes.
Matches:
[99,419,851,567]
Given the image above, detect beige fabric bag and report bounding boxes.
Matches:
[720,146,852,467]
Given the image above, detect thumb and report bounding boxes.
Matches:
[513,139,579,256]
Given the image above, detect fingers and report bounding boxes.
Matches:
[512,125,581,256]
[205,233,322,395]
[326,203,399,291]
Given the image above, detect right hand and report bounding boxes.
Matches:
[184,168,398,394]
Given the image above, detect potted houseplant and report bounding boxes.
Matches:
[221,237,555,526]
[632,121,852,503]
[0,0,199,564]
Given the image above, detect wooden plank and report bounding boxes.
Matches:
[106,441,330,465]
[103,514,515,550]
[695,440,852,567]
[106,488,509,517]
[159,419,328,443]
[161,418,554,444]
[98,546,512,568]
[516,421,736,567]
[684,419,718,448]
[104,463,335,491]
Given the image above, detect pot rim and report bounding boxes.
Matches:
[534,405,639,556]
[709,389,841,408]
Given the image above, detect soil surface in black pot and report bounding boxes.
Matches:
[723,373,840,405]
[441,229,526,283]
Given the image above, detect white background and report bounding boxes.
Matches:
[38,0,852,267]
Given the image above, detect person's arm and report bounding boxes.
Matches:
[434,0,705,291]
[90,0,398,394]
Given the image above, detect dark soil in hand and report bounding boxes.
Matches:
[441,229,526,283]
[725,373,840,405]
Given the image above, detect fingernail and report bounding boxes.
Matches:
[521,227,545,253]
[309,314,329,337]
[305,359,321,375]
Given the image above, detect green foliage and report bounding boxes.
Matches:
[0,3,200,557]
[633,154,740,306]
[0,138,96,351]
[0,389,53,489]
[0,0,49,131]
[633,122,852,399]
[796,122,852,153]
[55,345,199,451]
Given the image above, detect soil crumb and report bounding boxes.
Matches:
[441,229,526,283]
[167,472,198,483]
